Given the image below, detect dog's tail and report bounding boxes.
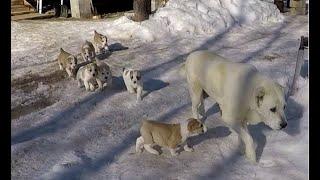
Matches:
[178,63,186,77]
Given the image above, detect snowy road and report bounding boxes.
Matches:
[11,2,308,179]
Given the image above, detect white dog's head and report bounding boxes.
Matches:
[97,63,112,84]
[67,55,78,70]
[82,43,95,61]
[128,70,142,88]
[254,81,287,130]
[85,63,98,78]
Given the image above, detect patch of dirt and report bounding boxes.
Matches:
[11,69,68,120]
[263,53,283,62]
[11,95,56,120]
[12,70,67,93]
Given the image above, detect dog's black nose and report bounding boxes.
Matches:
[280,122,287,129]
[133,81,136,84]
[105,77,108,79]
[93,74,95,77]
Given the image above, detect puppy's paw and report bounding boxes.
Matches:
[245,153,257,164]
[184,145,194,152]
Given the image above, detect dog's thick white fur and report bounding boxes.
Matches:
[123,68,143,101]
[180,50,287,162]
[136,118,207,156]
[76,63,98,91]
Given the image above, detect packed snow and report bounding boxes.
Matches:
[11,0,308,179]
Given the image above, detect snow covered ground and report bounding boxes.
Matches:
[11,0,308,179]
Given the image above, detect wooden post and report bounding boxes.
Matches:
[133,0,151,22]
[70,0,93,18]
[290,0,306,15]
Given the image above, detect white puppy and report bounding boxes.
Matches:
[123,68,143,101]
[136,118,207,156]
[180,50,287,163]
[76,62,98,91]
[89,61,113,91]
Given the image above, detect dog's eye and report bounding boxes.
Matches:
[200,124,203,128]
[130,76,133,80]
[284,105,286,110]
[106,72,109,75]
[89,69,92,72]
[270,107,276,113]
[137,76,140,80]
[102,72,104,75]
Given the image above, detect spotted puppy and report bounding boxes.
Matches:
[136,118,207,156]
[93,30,109,54]
[89,61,113,91]
[123,68,143,101]
[57,48,78,78]
[81,40,96,62]
[76,62,98,91]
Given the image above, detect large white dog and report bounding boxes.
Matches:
[180,50,287,163]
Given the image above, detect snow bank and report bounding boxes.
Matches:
[106,0,283,41]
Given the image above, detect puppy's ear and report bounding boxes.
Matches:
[122,67,126,72]
[60,48,64,52]
[94,30,97,34]
[130,71,133,80]
[255,86,265,107]
[187,118,200,132]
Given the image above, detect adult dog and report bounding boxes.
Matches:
[179,50,287,162]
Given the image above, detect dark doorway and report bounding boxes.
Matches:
[93,0,133,14]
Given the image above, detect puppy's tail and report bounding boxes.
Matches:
[178,63,186,77]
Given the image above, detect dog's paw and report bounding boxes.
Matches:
[245,153,257,164]
[184,145,194,152]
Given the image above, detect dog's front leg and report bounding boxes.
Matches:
[84,80,90,91]
[183,139,194,152]
[59,63,63,70]
[183,144,194,152]
[169,148,179,156]
[66,68,72,77]
[136,86,143,101]
[238,125,257,163]
[96,78,103,91]
[144,144,160,155]
[136,136,144,153]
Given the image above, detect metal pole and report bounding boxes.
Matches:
[39,0,43,14]
[36,0,39,12]
[288,36,306,97]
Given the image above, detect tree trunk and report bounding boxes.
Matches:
[133,0,150,22]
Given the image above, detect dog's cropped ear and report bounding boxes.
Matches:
[122,67,126,72]
[94,30,97,34]
[255,86,265,108]
[187,118,201,131]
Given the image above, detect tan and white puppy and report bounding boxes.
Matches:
[180,50,287,163]
[136,118,207,156]
[76,62,98,91]
[81,40,96,62]
[123,68,143,101]
[57,48,78,77]
[93,30,109,54]
[88,61,113,91]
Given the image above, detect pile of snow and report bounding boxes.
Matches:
[106,0,284,41]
